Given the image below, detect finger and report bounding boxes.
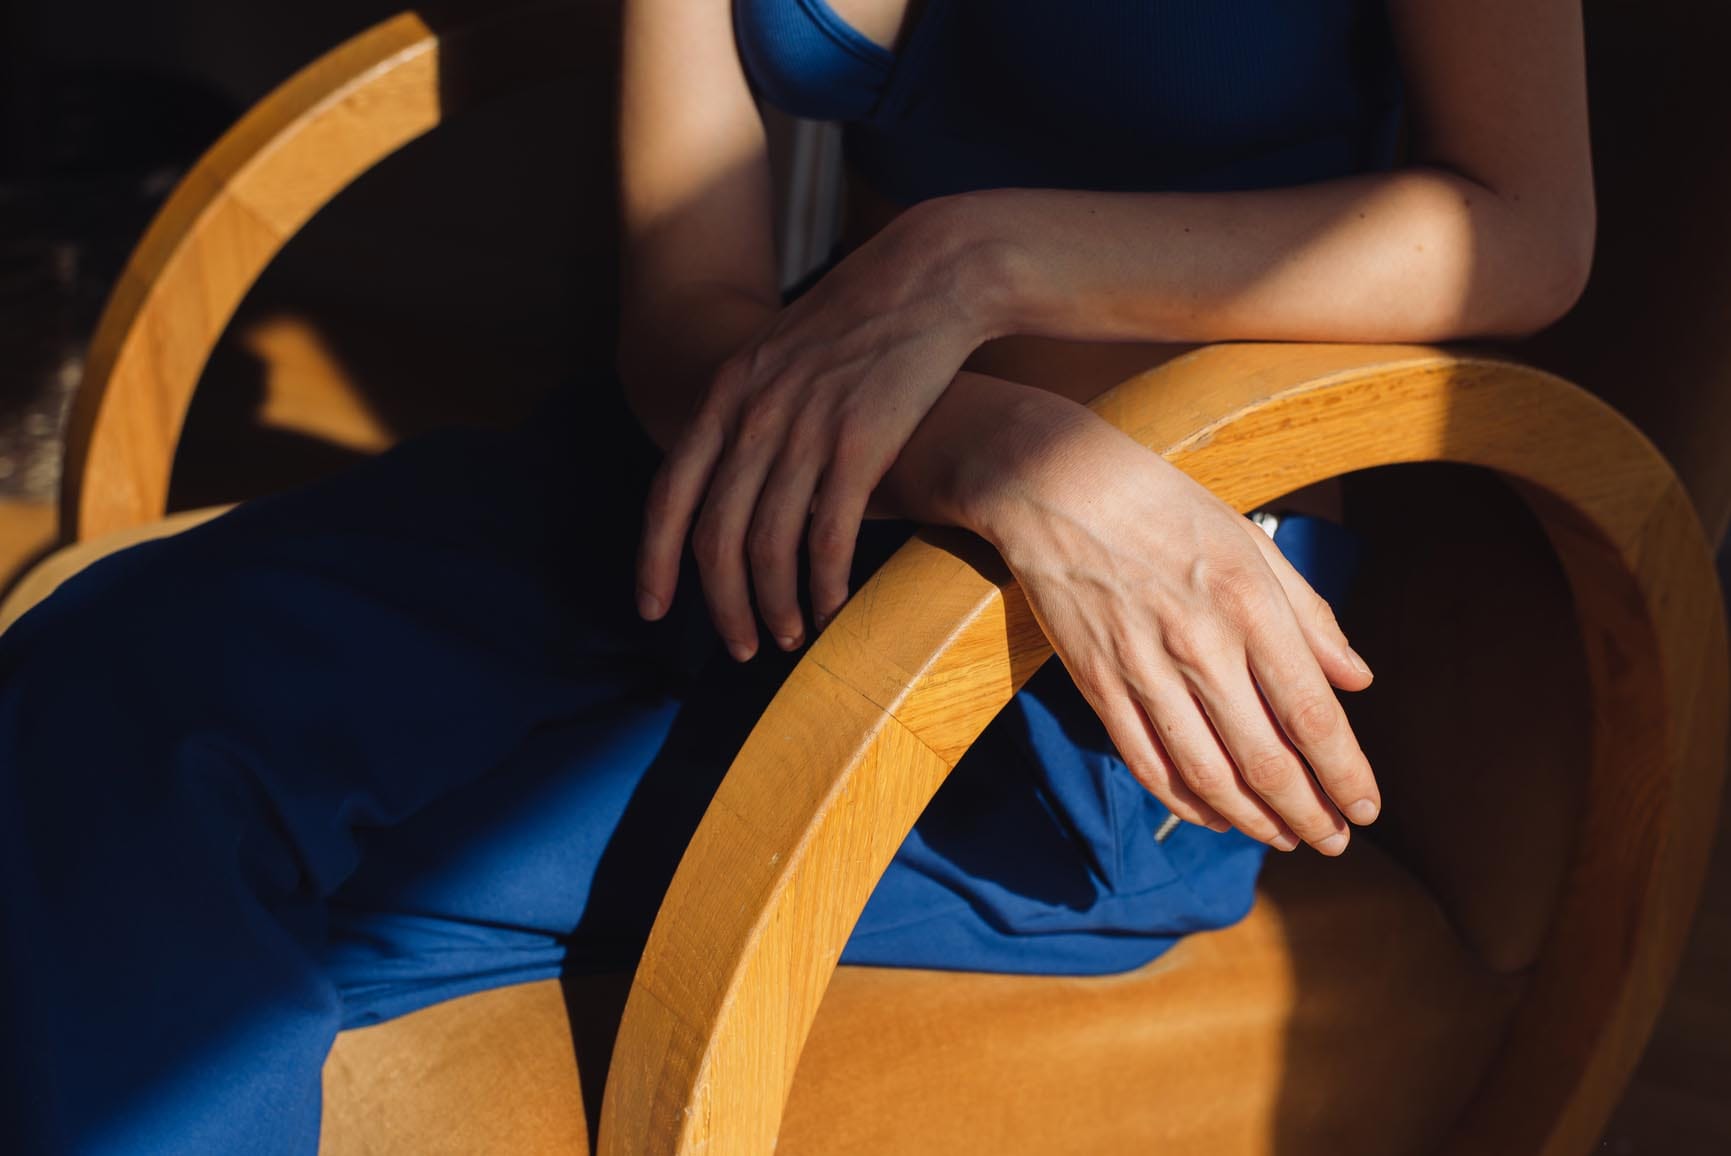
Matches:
[1245,519,1373,692]
[1193,651,1351,853]
[691,396,796,661]
[1245,615,1382,829]
[1083,685,1231,832]
[806,434,885,629]
[636,411,726,622]
[1134,663,1300,850]
[749,441,825,650]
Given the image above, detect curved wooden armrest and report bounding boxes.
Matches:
[63,0,597,543]
[601,343,1727,1156]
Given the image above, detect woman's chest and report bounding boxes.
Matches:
[936,1,1390,146]
[738,0,1393,139]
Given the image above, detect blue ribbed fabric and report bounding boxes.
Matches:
[735,0,1404,202]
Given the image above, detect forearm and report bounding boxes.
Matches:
[873,369,1103,531]
[933,167,1594,348]
[617,283,777,452]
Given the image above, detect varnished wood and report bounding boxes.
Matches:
[0,499,57,608]
[34,0,1731,1150]
[62,0,600,543]
[306,834,1521,1156]
[601,344,1727,1156]
[319,981,596,1156]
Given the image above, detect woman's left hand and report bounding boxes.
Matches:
[634,199,1007,659]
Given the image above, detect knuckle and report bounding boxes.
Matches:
[1205,561,1274,619]
[787,408,828,455]
[680,409,726,463]
[1068,655,1118,698]
[747,521,791,569]
[830,419,881,475]
[806,512,853,561]
[1238,746,1297,795]
[829,424,864,470]
[690,520,730,570]
[1177,757,1230,799]
[735,390,784,443]
[1284,693,1341,748]
[1159,620,1216,671]
[744,339,780,380]
[1121,756,1168,799]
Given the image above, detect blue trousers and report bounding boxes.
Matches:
[0,380,1349,1153]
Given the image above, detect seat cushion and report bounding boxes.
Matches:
[321,840,1523,1155]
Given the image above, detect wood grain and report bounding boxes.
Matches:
[61,0,597,543]
[600,344,1727,1156]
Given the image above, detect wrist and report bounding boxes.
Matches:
[947,383,1107,544]
[899,191,1041,344]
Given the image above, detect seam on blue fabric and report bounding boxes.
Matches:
[795,0,896,69]
[1102,752,1128,884]
[844,896,979,940]
[977,876,1196,931]
[841,880,1224,944]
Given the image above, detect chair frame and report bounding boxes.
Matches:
[48,4,1728,1155]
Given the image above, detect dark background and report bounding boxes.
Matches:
[0,0,602,519]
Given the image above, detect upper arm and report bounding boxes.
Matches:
[1389,0,1597,291]
[620,0,780,311]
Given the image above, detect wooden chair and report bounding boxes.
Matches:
[3,2,1726,1152]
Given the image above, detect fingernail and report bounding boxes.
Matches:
[1347,798,1380,825]
[728,641,756,663]
[776,634,802,652]
[1347,646,1372,677]
[1317,832,1350,856]
[1207,819,1232,834]
[1271,832,1300,852]
[637,590,663,620]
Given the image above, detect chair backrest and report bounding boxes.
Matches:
[1520,0,1731,546]
[62,0,618,542]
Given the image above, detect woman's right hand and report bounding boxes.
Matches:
[953,391,1382,856]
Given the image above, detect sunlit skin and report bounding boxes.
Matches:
[617,0,1595,857]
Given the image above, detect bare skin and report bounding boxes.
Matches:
[617,0,1595,855]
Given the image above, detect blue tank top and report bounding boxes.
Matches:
[734,0,1404,204]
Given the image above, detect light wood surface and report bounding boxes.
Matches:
[61,0,597,543]
[0,499,56,606]
[309,832,1525,1156]
[600,343,1727,1156]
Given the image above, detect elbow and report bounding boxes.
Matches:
[1490,201,1598,339]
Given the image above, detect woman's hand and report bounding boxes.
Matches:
[957,392,1381,855]
[634,199,1011,659]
